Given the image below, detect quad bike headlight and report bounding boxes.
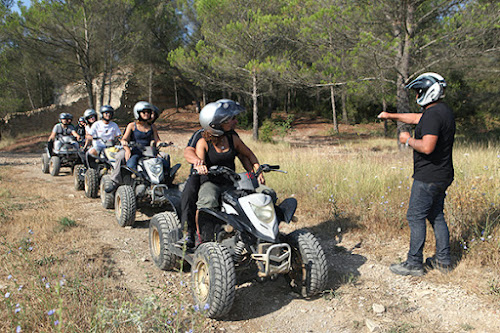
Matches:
[250,202,275,224]
[149,163,163,177]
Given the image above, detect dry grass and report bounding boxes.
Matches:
[242,134,499,270]
[0,129,498,331]
[0,167,205,332]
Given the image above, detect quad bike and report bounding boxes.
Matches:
[73,138,120,201]
[41,136,83,176]
[113,142,182,227]
[148,165,328,319]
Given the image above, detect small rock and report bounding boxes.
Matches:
[372,303,385,314]
[365,319,380,332]
[141,257,149,262]
[68,194,75,198]
[124,226,132,230]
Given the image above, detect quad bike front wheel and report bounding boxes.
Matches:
[100,175,115,209]
[49,156,61,176]
[191,242,236,319]
[41,154,50,174]
[84,168,99,198]
[149,212,182,270]
[114,185,136,227]
[285,230,328,297]
[74,164,85,191]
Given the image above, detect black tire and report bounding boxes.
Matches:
[41,154,50,174]
[191,242,236,319]
[114,185,136,227]
[74,165,85,191]
[100,175,115,209]
[84,168,99,198]
[149,212,182,270]
[285,230,328,297]
[49,156,61,176]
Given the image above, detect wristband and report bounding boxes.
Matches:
[405,137,411,148]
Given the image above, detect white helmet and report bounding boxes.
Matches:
[83,108,97,122]
[133,101,154,120]
[199,99,245,136]
[405,72,447,107]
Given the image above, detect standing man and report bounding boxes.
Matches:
[378,72,455,276]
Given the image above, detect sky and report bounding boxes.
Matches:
[12,0,31,13]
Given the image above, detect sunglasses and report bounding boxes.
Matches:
[139,110,152,114]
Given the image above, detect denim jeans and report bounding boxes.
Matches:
[406,179,451,267]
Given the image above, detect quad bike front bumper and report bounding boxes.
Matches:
[251,243,292,277]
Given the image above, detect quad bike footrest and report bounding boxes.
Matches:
[251,243,291,277]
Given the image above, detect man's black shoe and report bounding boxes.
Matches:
[389,261,424,276]
[425,257,452,273]
[104,181,119,193]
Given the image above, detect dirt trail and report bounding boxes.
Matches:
[1,126,499,332]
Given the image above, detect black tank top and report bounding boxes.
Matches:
[203,134,236,185]
[130,123,153,147]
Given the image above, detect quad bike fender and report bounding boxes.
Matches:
[198,208,250,234]
[276,198,297,223]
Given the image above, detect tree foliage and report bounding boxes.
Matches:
[0,0,498,137]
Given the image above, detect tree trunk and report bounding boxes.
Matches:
[23,74,35,110]
[341,87,348,124]
[174,77,179,112]
[267,83,273,118]
[393,1,415,148]
[330,86,338,134]
[252,70,259,140]
[148,64,153,103]
[382,97,388,137]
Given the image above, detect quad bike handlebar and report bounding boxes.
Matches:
[192,164,286,181]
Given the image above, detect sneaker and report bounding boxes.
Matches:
[104,181,119,193]
[425,257,452,273]
[175,233,195,249]
[389,261,424,276]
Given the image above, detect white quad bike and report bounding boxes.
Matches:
[148,165,328,319]
[73,138,120,201]
[41,136,83,176]
[112,142,181,227]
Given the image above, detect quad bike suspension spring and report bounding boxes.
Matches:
[233,240,245,263]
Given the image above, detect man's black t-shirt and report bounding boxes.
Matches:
[413,102,455,185]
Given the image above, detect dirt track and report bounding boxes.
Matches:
[1,124,499,332]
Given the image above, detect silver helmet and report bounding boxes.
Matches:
[199,99,245,136]
[405,72,446,107]
[133,101,154,120]
[83,108,97,122]
[59,112,73,121]
[100,105,114,119]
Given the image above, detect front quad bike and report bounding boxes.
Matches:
[148,165,328,319]
[42,136,83,176]
[114,142,182,227]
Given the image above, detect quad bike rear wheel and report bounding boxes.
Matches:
[84,168,99,198]
[284,230,328,297]
[149,212,182,270]
[74,164,85,191]
[41,154,50,174]
[191,242,236,319]
[49,156,61,176]
[100,175,115,209]
[115,185,136,227]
